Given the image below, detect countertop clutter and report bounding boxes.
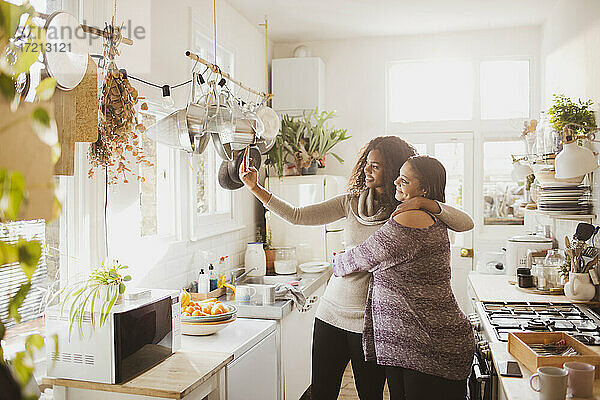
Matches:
[469,272,600,399]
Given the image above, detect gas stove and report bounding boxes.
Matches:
[479,301,600,345]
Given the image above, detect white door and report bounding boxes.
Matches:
[403,133,474,312]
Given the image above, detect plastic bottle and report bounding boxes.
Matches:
[208,264,218,291]
[197,269,209,294]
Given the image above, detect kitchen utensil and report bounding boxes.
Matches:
[255,136,277,154]
[181,315,236,336]
[145,106,210,153]
[43,11,89,90]
[228,147,261,184]
[529,367,568,400]
[255,105,280,140]
[563,362,595,398]
[575,223,596,241]
[218,160,243,190]
[235,285,257,303]
[582,246,600,258]
[565,236,571,249]
[506,235,553,283]
[245,242,266,277]
[584,256,598,273]
[299,261,330,274]
[274,247,298,274]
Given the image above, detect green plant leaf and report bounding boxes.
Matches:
[17,239,41,279]
[0,169,26,221]
[0,73,16,102]
[123,275,131,281]
[0,1,28,39]
[0,320,5,341]
[12,351,34,386]
[31,107,50,128]
[8,282,31,324]
[24,334,44,354]
[0,241,18,266]
[119,282,125,294]
[35,77,56,101]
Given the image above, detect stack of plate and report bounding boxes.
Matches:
[537,184,592,215]
[181,305,237,336]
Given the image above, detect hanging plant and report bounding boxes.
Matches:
[88,21,151,184]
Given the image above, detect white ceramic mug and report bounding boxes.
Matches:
[563,361,595,398]
[529,366,568,400]
[235,285,256,303]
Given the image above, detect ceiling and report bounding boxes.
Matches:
[225,0,559,43]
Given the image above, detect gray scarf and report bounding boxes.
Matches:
[350,189,391,225]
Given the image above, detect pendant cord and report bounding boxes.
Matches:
[213,0,217,65]
[104,167,109,259]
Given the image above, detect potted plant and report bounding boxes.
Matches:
[548,94,597,139]
[267,109,351,177]
[55,258,132,339]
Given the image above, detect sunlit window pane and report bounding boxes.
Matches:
[389,60,473,123]
[483,140,525,225]
[480,60,530,120]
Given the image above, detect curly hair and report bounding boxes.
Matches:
[347,136,417,212]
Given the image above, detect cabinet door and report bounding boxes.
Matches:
[227,330,278,400]
[281,283,327,400]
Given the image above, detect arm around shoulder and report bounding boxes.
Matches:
[435,202,474,232]
[392,210,434,228]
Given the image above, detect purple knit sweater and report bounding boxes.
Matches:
[333,216,475,380]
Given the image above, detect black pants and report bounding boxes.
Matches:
[385,365,467,400]
[311,318,386,400]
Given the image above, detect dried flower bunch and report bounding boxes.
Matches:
[88,20,151,184]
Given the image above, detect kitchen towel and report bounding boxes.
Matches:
[274,283,307,311]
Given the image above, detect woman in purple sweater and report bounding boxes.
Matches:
[334,155,476,400]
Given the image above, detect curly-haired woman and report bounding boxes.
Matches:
[240,136,473,400]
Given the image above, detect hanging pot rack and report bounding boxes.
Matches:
[185,50,272,102]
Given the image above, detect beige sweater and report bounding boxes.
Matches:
[266,193,474,333]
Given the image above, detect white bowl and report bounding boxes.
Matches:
[533,170,584,186]
[181,315,236,336]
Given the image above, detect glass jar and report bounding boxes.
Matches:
[543,250,565,289]
[274,247,297,275]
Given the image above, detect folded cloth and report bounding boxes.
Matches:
[274,283,307,311]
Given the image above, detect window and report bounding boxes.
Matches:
[187,14,238,239]
[480,60,530,120]
[388,60,473,123]
[483,140,525,225]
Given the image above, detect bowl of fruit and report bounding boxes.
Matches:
[180,291,237,335]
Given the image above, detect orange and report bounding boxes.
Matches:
[192,310,202,316]
[201,304,213,314]
[211,302,227,315]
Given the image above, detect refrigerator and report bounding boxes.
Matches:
[266,175,347,264]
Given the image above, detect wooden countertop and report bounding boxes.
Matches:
[490,342,600,400]
[42,351,233,399]
[468,272,599,304]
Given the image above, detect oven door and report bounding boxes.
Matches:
[113,297,173,383]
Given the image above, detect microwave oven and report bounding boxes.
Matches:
[46,289,180,384]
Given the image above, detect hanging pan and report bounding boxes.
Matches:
[144,105,209,154]
[43,11,89,90]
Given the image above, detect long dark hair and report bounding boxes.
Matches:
[348,136,417,211]
[406,155,446,203]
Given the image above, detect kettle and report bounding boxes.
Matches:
[505,234,553,283]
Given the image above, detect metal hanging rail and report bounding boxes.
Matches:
[185,50,273,101]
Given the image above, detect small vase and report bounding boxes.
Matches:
[301,160,318,175]
[564,272,596,302]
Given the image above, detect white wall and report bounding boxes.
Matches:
[77,0,271,289]
[541,0,600,108]
[273,26,542,178]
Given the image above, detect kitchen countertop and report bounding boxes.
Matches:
[42,351,232,399]
[222,269,331,319]
[469,271,600,399]
[181,318,276,359]
[490,342,600,400]
[468,272,574,303]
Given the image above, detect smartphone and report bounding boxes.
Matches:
[498,360,523,378]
